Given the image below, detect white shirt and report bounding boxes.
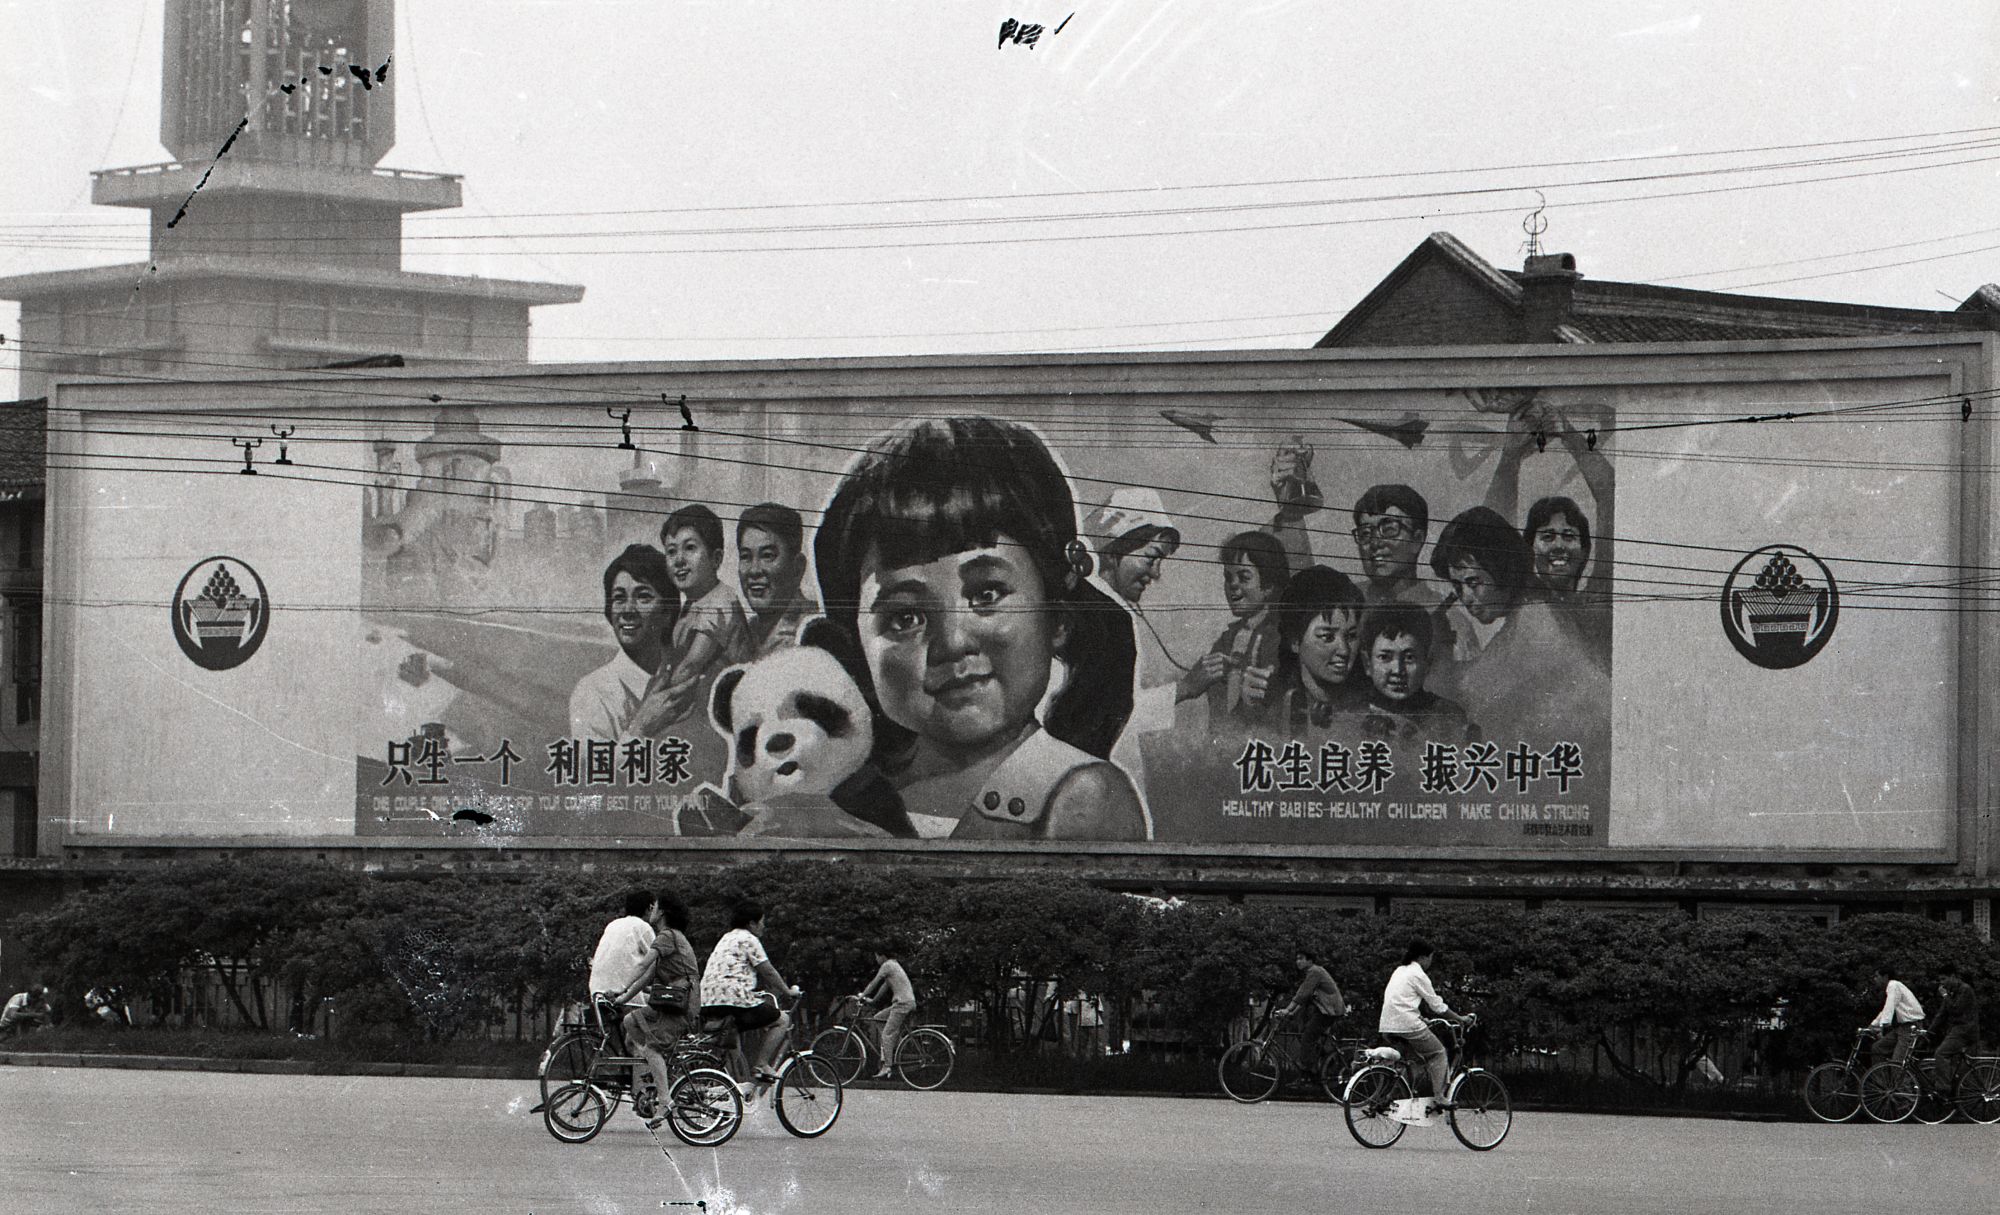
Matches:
[1379,961,1452,1034]
[1872,978,1927,1027]
[587,915,656,996]
[701,928,771,1008]
[569,649,653,742]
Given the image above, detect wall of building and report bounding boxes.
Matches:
[1331,259,1524,347]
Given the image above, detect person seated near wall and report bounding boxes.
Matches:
[0,985,52,1036]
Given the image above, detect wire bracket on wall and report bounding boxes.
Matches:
[270,425,295,465]
[1534,429,1548,453]
[233,437,262,476]
[1585,427,1599,452]
[1964,397,1974,424]
[607,406,636,450]
[668,393,699,432]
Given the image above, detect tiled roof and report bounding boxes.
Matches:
[1564,315,1876,343]
[0,399,48,493]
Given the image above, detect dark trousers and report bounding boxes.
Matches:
[1933,1025,1975,1090]
[1296,1006,1326,1070]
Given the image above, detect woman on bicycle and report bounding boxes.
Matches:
[615,889,701,1126]
[700,899,800,1092]
[1379,939,1469,1116]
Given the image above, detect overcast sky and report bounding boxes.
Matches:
[2,1,1997,397]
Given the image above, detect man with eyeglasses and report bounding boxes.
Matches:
[1349,484,1437,611]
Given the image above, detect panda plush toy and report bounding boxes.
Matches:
[704,618,914,839]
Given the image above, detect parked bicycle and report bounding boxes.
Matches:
[1218,995,1368,1104]
[538,994,744,1147]
[1803,1027,1881,1123]
[1861,1034,2000,1125]
[1341,1014,1512,1150]
[810,994,957,1090]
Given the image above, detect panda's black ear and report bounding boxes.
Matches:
[710,666,745,735]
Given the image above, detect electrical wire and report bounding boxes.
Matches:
[10,123,1998,234]
[7,144,1999,259]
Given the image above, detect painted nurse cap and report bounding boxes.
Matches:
[1082,487,1181,555]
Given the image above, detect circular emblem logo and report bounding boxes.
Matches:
[171,556,270,671]
[1719,545,1837,670]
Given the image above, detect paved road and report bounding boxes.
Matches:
[1,1067,1994,1214]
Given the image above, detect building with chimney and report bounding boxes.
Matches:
[1317,231,2000,348]
[0,0,583,400]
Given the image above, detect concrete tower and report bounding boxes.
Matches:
[0,0,583,399]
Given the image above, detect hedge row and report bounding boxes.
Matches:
[14,859,1996,1088]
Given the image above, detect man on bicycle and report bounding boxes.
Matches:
[1378,939,1469,1116]
[1862,967,1926,1067]
[1929,963,1980,1093]
[700,899,800,1094]
[589,888,659,1005]
[1275,948,1346,1074]
[855,940,917,1080]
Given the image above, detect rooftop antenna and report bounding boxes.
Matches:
[1521,190,1548,260]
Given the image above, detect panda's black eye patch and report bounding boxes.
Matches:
[736,725,759,769]
[793,692,853,738]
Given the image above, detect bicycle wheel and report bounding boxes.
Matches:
[665,1068,744,1147]
[1218,1040,1282,1104]
[1447,1070,1513,1151]
[1913,1073,1954,1124]
[810,1026,869,1086]
[538,1031,598,1107]
[1860,1062,1919,1123]
[1342,1065,1412,1149]
[896,1028,955,1091]
[774,1053,843,1138]
[1802,1063,1862,1124]
[543,1082,610,1144]
[1318,1049,1361,1105]
[1954,1061,2000,1124]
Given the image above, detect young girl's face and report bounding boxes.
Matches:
[855,536,1063,759]
[1296,607,1359,687]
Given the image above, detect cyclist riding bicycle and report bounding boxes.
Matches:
[1929,963,1981,1093]
[613,888,702,1128]
[1862,967,1926,1067]
[854,939,917,1081]
[700,898,800,1095]
[1274,948,1347,1073]
[589,888,659,1006]
[1378,939,1470,1118]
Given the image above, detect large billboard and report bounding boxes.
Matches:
[47,344,1978,856]
[345,389,1614,847]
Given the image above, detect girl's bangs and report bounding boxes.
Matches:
[857,481,1020,573]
